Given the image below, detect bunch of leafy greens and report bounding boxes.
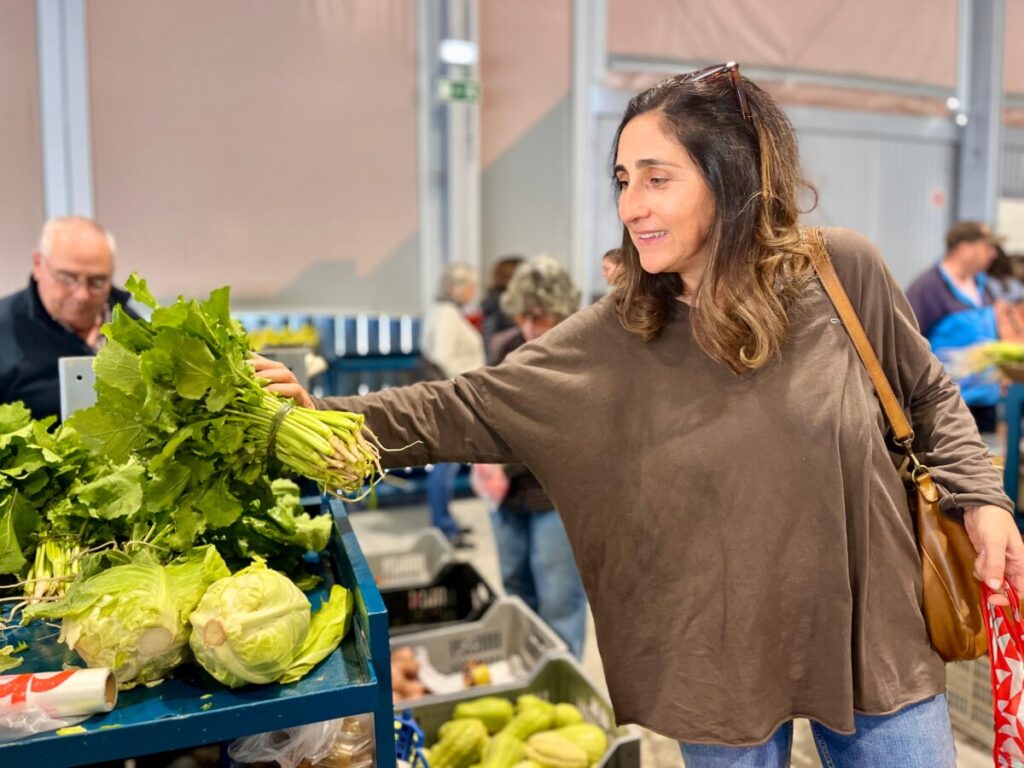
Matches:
[64,275,373,571]
[0,402,88,576]
[0,402,144,596]
[210,479,331,589]
[22,545,231,688]
[188,558,353,688]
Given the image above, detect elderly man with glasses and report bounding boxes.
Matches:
[0,216,136,420]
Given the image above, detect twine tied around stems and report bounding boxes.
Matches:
[266,402,295,464]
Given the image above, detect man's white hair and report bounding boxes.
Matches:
[38,216,117,257]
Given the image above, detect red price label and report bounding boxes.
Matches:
[0,670,77,705]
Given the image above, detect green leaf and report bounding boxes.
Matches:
[166,498,202,551]
[279,584,353,684]
[0,644,26,674]
[126,273,159,310]
[74,463,146,520]
[66,405,147,463]
[154,331,219,400]
[104,306,155,352]
[93,339,146,401]
[152,301,219,350]
[0,402,33,433]
[148,426,194,473]
[198,478,244,529]
[146,463,191,510]
[150,302,192,333]
[200,286,233,331]
[206,380,237,413]
[203,421,246,456]
[0,491,38,575]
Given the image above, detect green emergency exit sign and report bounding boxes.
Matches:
[438,78,480,103]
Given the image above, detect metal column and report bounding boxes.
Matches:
[36,0,94,218]
[955,0,1006,222]
[570,0,607,301]
[416,0,481,314]
[444,0,481,283]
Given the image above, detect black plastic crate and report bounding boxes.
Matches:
[382,561,497,635]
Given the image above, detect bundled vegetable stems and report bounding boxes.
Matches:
[25,537,82,600]
[230,391,381,495]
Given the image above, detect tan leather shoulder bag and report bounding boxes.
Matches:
[808,228,986,662]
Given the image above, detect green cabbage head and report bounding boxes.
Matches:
[189,558,311,687]
[22,545,230,688]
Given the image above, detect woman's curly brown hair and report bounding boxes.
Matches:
[611,70,818,373]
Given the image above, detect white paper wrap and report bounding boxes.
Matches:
[0,668,116,717]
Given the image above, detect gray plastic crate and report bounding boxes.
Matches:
[946,656,993,749]
[364,529,454,589]
[59,356,97,420]
[391,596,567,706]
[398,655,640,768]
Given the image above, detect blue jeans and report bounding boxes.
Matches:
[426,462,459,540]
[679,694,956,768]
[490,507,587,659]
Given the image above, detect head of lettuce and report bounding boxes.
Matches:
[188,558,353,688]
[22,545,230,688]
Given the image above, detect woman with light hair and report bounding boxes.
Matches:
[487,255,580,362]
[420,262,485,547]
[485,255,587,657]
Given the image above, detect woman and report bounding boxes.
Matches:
[480,254,525,361]
[601,247,622,288]
[420,262,485,546]
[257,64,1024,766]
[484,255,588,659]
[987,244,1024,303]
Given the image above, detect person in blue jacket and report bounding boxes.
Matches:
[906,221,1004,432]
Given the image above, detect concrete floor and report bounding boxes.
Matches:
[351,497,993,767]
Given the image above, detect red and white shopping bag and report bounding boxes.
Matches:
[982,582,1024,766]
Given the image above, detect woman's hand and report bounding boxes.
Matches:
[964,504,1024,606]
[251,354,315,409]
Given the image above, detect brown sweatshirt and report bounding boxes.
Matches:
[319,227,1011,745]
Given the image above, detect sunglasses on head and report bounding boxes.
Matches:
[679,61,752,121]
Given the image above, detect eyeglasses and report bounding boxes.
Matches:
[42,257,112,294]
[679,61,752,121]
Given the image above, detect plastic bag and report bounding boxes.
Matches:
[0,706,88,743]
[981,581,1024,766]
[300,715,374,768]
[229,719,343,768]
[229,714,374,768]
[469,464,509,508]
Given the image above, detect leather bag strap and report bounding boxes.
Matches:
[807,228,914,446]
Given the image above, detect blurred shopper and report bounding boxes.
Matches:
[481,255,524,362]
[602,247,623,287]
[421,263,486,547]
[906,221,1003,432]
[0,216,132,420]
[257,64,1022,765]
[484,256,587,658]
[988,244,1024,303]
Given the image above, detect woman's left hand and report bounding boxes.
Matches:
[965,504,1024,606]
